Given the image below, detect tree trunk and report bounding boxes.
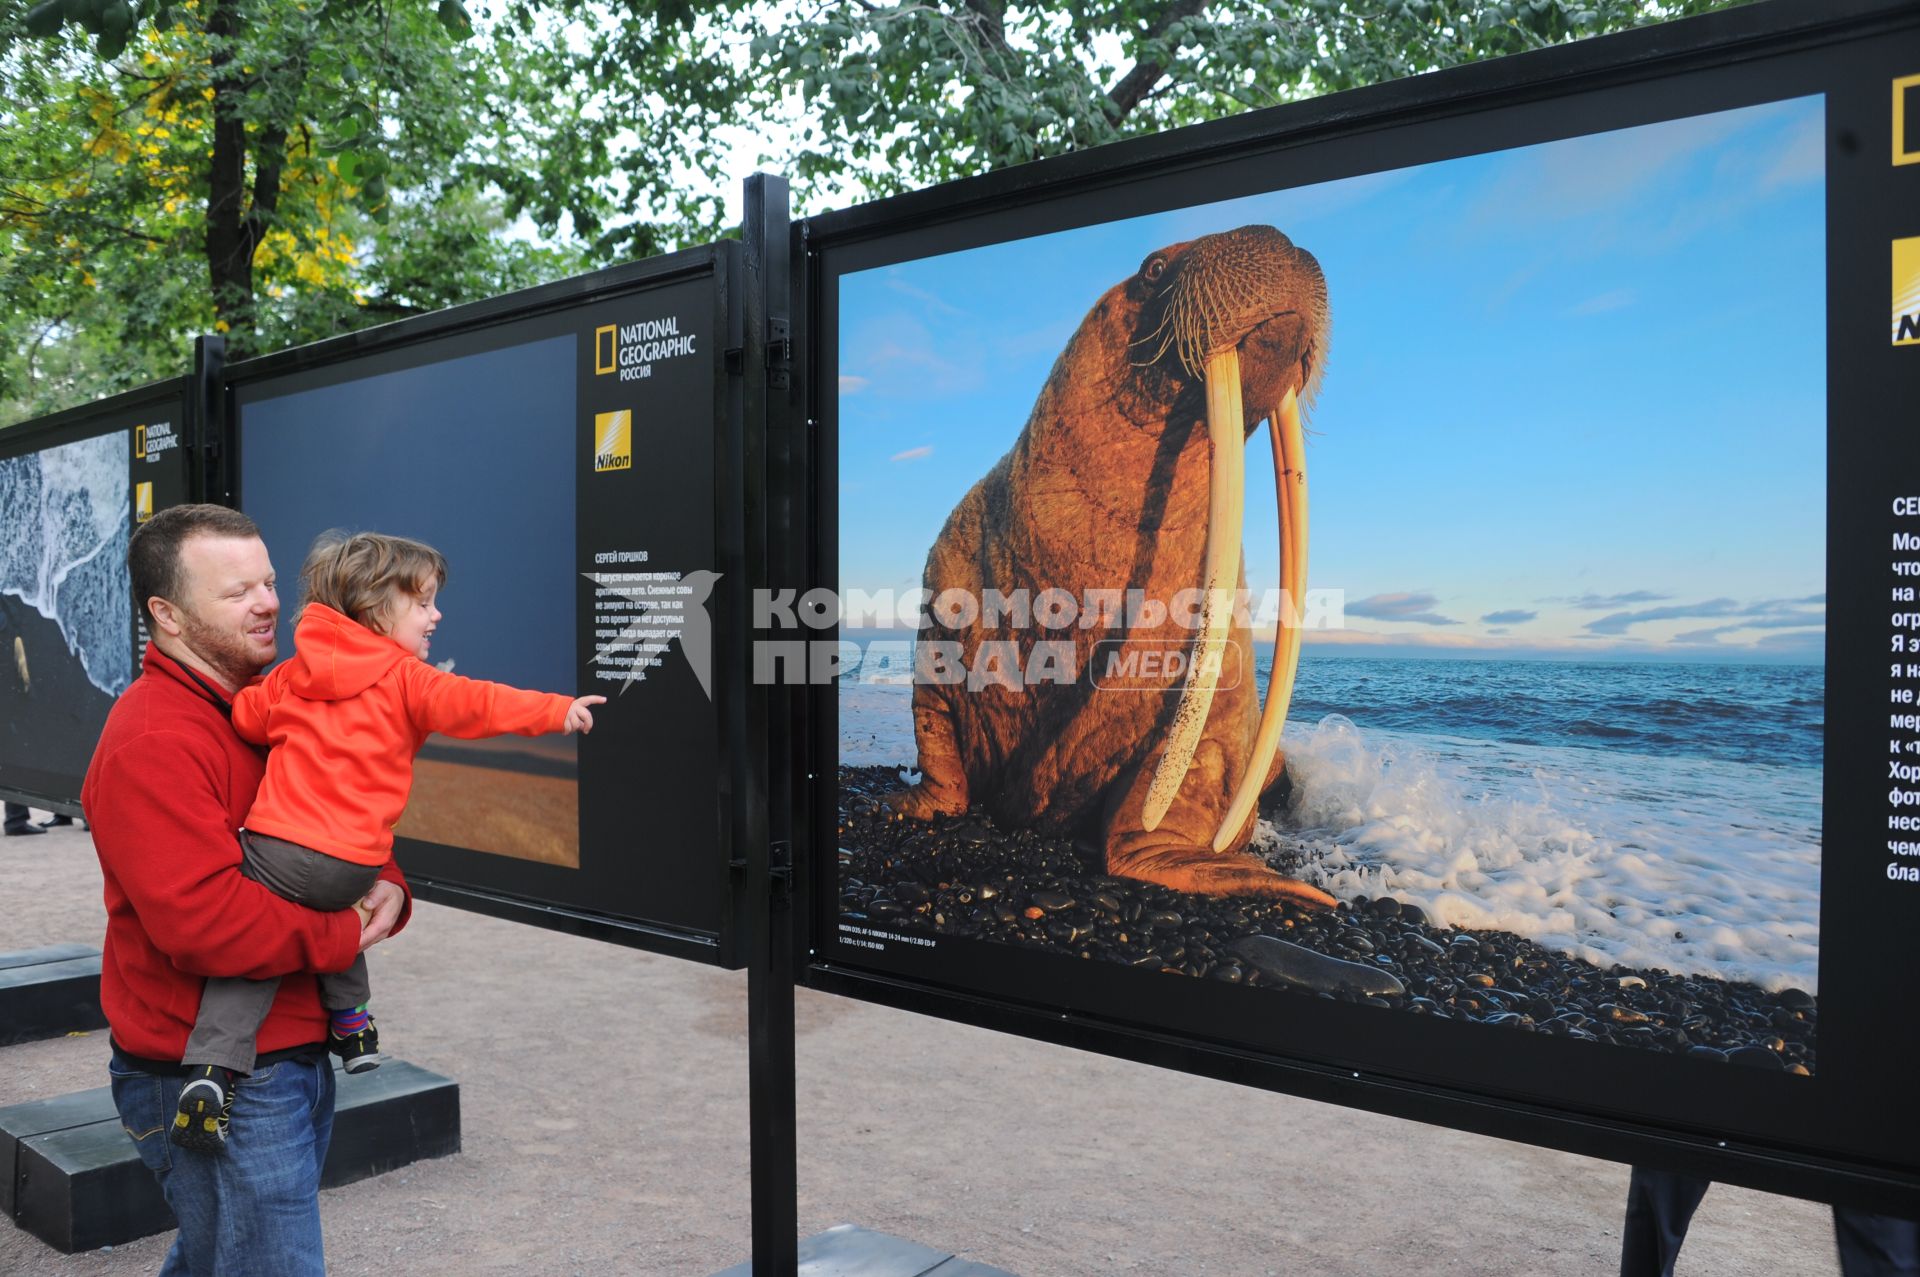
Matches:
[203,0,253,343]
[202,0,307,352]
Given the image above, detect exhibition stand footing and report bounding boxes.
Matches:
[0,1058,460,1253]
[0,944,106,1046]
[712,1223,1019,1277]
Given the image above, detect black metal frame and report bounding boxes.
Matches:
[742,172,801,1277]
[220,243,755,968]
[793,0,1920,1217]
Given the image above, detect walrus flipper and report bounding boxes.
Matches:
[1103,741,1333,907]
[885,684,970,820]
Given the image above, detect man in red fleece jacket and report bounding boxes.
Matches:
[83,504,410,1277]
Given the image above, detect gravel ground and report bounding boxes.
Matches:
[1,816,1845,1276]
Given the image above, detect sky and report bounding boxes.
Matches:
[836,95,1828,664]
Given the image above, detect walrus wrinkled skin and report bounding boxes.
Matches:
[887,225,1336,906]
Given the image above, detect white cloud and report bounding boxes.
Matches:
[1569,289,1635,316]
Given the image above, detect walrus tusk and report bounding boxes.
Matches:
[1212,388,1306,851]
[1142,348,1246,832]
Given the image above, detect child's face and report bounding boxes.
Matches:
[387,580,441,660]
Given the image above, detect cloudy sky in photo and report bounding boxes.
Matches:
[837,96,1826,662]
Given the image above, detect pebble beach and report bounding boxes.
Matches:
[837,764,1818,1074]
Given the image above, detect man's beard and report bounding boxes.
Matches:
[178,608,273,689]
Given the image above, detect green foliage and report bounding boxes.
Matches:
[2,0,1753,421]
[505,0,1751,257]
[0,0,587,420]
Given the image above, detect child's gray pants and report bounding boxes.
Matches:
[182,830,382,1073]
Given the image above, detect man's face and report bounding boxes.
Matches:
[171,535,279,686]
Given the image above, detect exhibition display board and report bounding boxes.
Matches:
[800,0,1920,1212]
[7,0,1920,1232]
[0,379,195,813]
[225,246,750,964]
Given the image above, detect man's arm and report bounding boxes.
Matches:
[89,731,360,980]
[358,860,413,952]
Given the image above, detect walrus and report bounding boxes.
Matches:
[886,224,1336,907]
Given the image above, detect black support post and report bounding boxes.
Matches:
[742,173,798,1277]
[189,333,226,505]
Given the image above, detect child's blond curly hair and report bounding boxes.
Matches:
[299,530,448,635]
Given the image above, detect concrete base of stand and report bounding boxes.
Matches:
[0,944,107,1045]
[0,1057,459,1254]
[711,1223,1020,1277]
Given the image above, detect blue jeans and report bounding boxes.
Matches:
[109,1048,335,1277]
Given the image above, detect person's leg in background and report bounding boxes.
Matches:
[4,801,44,835]
[1622,1166,1714,1277]
[1835,1205,1920,1277]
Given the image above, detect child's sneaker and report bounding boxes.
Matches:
[329,1015,382,1074]
[171,1064,237,1153]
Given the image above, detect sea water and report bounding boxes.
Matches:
[838,640,1823,993]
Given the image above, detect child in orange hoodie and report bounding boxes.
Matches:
[170,530,604,1153]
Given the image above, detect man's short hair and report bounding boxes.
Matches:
[299,530,448,635]
[128,504,264,627]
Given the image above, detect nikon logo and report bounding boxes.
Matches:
[593,410,632,472]
[135,482,154,523]
[1897,238,1920,347]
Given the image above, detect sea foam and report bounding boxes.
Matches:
[1275,714,1820,993]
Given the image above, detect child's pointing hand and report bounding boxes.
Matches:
[565,695,608,734]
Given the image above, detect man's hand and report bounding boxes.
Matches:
[356,880,405,953]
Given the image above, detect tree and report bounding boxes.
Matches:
[510,0,1749,259]
[3,0,1752,421]
[0,0,583,419]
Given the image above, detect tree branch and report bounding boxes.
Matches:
[1105,0,1207,121]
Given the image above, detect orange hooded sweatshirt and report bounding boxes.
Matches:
[231,602,572,867]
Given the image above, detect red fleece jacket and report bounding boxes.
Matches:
[231,603,572,866]
[82,644,411,1062]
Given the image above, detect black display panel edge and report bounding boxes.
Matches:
[223,243,751,967]
[796,0,1920,1213]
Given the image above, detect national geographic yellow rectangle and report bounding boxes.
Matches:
[1897,74,1920,166]
[595,325,617,375]
[135,481,154,523]
[133,424,146,459]
[593,409,632,472]
[1897,238,1920,346]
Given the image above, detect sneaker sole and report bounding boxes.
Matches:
[169,1106,229,1154]
[341,1053,384,1074]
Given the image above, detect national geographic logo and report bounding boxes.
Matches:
[592,316,697,382]
[1896,74,1920,166]
[1897,238,1920,347]
[135,482,153,523]
[133,420,176,463]
[593,410,632,472]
